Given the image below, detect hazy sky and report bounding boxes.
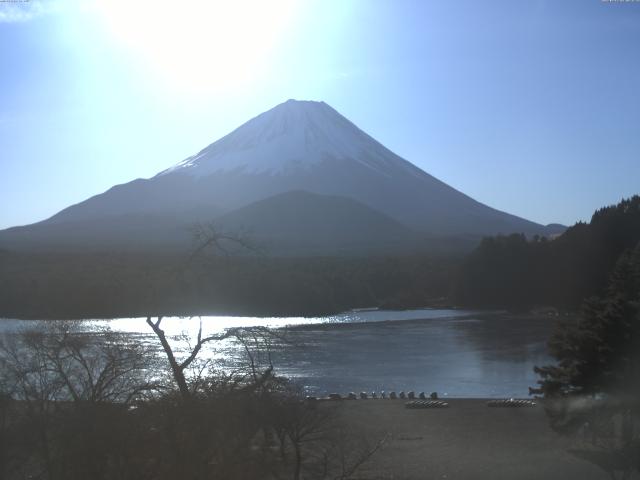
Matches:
[1,0,639,229]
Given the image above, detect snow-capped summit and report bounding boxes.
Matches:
[159,99,419,177]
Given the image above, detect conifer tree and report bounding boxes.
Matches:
[534,244,640,478]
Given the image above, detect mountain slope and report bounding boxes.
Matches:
[0,99,562,254]
[215,190,424,255]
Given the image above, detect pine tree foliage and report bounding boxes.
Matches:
[456,195,640,309]
[535,244,640,397]
[533,244,640,479]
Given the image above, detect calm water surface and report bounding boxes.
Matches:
[0,309,555,398]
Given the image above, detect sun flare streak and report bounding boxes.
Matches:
[95,0,297,93]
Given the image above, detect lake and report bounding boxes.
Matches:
[0,309,556,398]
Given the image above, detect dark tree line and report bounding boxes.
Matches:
[0,252,458,320]
[455,196,640,310]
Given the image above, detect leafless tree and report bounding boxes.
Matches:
[137,224,386,479]
[188,221,259,262]
[146,316,236,400]
[147,223,274,400]
[0,322,158,480]
[0,322,156,405]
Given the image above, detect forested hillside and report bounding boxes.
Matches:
[455,196,640,309]
[0,251,457,319]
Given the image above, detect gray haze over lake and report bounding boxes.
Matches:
[0,309,555,398]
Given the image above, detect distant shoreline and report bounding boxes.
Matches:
[0,305,572,322]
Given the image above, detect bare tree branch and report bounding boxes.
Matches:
[188,222,260,264]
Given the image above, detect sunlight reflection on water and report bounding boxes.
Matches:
[0,309,554,398]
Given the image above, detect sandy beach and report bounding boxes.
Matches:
[330,399,616,480]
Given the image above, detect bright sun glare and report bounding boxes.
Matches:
[94,0,297,93]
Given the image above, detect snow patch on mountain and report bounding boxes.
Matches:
[158,99,422,178]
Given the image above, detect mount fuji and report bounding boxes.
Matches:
[0,99,562,254]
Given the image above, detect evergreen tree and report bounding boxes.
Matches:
[534,244,640,479]
[456,195,640,310]
[535,244,640,397]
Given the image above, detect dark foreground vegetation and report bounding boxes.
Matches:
[0,321,383,480]
[532,230,640,478]
[455,196,640,310]
[0,252,457,319]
